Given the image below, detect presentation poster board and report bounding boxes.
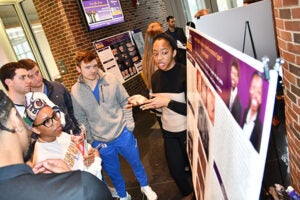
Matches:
[93,31,142,83]
[186,28,278,200]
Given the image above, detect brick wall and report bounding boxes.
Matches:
[32,0,167,92]
[272,0,300,192]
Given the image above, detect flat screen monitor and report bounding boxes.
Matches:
[78,0,125,31]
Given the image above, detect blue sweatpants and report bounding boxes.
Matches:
[92,127,148,198]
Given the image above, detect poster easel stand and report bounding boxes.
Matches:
[242,21,257,59]
[262,56,270,80]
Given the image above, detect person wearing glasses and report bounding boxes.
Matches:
[24,94,103,181]
[0,90,112,200]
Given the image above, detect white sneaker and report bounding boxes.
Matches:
[107,186,119,198]
[119,192,131,200]
[141,186,157,200]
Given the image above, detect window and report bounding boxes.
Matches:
[6,27,34,60]
[0,0,60,81]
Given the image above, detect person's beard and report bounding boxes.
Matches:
[23,141,35,163]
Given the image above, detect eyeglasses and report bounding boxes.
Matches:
[33,111,60,128]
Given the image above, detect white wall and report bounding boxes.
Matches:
[195,0,277,66]
[34,28,60,80]
[0,19,16,66]
[164,0,187,31]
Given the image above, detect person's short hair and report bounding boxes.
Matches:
[0,62,28,90]
[186,21,195,29]
[153,33,177,51]
[166,16,174,22]
[231,58,240,77]
[18,58,37,70]
[244,0,262,4]
[0,90,14,131]
[74,50,97,67]
[251,71,263,82]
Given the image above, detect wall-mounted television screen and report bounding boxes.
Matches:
[78,0,125,31]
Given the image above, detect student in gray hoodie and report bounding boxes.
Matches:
[71,50,157,200]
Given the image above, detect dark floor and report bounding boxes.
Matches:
[260,97,290,199]
[104,108,184,200]
[105,98,289,200]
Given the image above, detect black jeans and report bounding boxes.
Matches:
[163,129,193,196]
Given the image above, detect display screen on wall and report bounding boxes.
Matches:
[78,0,125,31]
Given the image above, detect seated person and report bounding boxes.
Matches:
[25,91,66,132]
[0,90,112,200]
[25,96,102,180]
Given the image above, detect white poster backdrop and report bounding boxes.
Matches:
[186,29,278,200]
[195,0,277,66]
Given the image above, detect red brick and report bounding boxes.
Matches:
[284,69,297,84]
[294,137,300,152]
[282,50,296,63]
[273,0,283,7]
[277,37,287,49]
[279,8,291,19]
[287,43,300,54]
[285,105,293,116]
[295,33,300,44]
[282,62,289,71]
[292,8,300,19]
[288,104,298,120]
[273,8,279,18]
[280,30,292,41]
[285,21,300,32]
[275,18,285,29]
[282,0,299,6]
[296,56,300,65]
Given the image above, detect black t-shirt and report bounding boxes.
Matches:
[0,164,112,200]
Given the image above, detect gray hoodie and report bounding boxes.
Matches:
[71,72,134,143]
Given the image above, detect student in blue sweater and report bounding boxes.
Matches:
[71,50,157,200]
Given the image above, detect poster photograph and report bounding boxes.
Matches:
[93,31,142,83]
[187,28,278,200]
